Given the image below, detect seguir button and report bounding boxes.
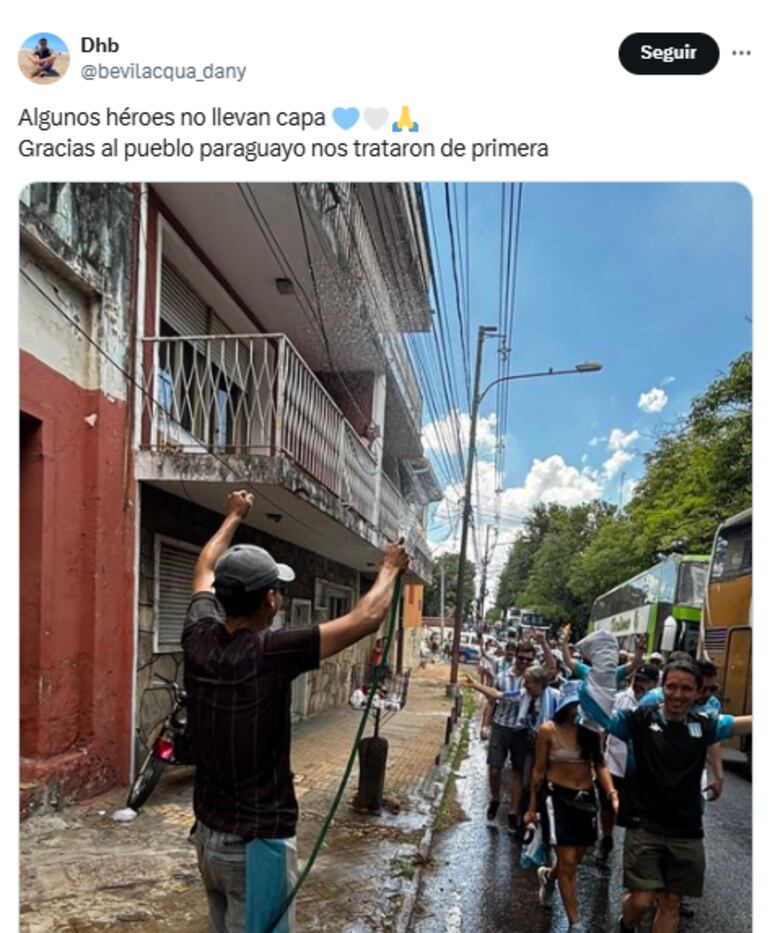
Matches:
[619,33,720,74]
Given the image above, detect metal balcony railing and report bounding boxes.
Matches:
[140,333,390,526]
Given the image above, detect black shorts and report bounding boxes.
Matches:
[540,782,598,848]
[487,723,530,770]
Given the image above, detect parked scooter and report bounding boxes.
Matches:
[126,673,194,810]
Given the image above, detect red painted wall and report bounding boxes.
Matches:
[20,350,135,813]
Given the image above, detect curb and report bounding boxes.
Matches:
[394,702,472,933]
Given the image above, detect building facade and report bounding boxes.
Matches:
[19,182,440,814]
[20,184,138,814]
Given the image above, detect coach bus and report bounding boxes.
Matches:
[701,508,752,770]
[588,553,709,655]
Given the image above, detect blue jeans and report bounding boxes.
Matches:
[191,821,297,932]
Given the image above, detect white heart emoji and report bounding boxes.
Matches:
[363,108,389,130]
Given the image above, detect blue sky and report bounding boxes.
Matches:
[412,183,751,588]
[21,33,69,53]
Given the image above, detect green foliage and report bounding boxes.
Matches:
[567,515,650,609]
[515,501,615,627]
[494,351,751,632]
[423,552,477,622]
[628,351,751,555]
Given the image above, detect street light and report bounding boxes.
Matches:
[477,362,604,407]
[448,326,603,692]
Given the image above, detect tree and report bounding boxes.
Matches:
[485,607,502,625]
[495,503,554,615]
[569,351,751,613]
[423,553,477,622]
[519,501,616,628]
[629,351,751,555]
[490,351,751,635]
[568,514,651,612]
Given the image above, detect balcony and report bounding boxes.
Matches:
[138,333,432,575]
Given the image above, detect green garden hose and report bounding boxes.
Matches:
[264,576,403,932]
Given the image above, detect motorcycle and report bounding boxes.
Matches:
[126,672,194,810]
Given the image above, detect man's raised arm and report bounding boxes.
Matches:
[319,541,409,659]
[191,490,254,594]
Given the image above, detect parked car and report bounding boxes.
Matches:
[458,645,480,663]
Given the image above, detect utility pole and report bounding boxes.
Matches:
[449,325,498,692]
[476,524,493,632]
[619,470,626,509]
[439,561,446,649]
[446,347,603,695]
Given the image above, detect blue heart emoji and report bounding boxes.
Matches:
[332,107,360,130]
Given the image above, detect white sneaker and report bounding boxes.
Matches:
[537,865,552,905]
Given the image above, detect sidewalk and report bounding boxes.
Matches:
[20,668,457,932]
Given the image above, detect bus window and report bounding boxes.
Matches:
[677,561,707,608]
[711,523,752,582]
[656,560,677,603]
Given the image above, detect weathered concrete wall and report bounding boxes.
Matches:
[19,184,137,817]
[19,245,96,391]
[135,485,371,766]
[399,582,425,670]
[20,183,135,401]
[20,354,135,816]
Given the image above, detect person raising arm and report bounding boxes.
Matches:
[184,490,409,933]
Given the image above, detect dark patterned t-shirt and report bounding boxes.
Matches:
[182,593,320,839]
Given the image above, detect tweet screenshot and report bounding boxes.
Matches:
[8,4,763,932]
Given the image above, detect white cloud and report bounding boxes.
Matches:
[638,387,668,413]
[581,453,589,464]
[428,453,603,600]
[661,375,676,386]
[422,409,498,455]
[608,428,640,451]
[602,448,633,479]
[588,436,605,447]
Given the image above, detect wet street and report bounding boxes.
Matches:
[411,719,751,933]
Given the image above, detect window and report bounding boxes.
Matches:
[154,536,200,651]
[711,522,752,583]
[314,578,355,621]
[590,561,674,623]
[677,561,708,608]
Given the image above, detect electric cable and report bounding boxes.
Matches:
[316,183,465,492]
[444,183,471,407]
[423,186,470,474]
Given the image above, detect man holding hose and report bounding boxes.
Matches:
[184,490,409,932]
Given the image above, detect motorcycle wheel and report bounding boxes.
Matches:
[126,751,167,810]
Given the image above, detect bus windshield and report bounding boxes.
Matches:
[676,561,708,608]
[589,559,675,624]
[711,521,752,582]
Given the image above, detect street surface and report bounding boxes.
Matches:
[20,673,453,932]
[411,716,751,933]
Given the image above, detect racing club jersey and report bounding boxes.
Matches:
[580,686,733,838]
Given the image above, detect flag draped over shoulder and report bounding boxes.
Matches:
[513,685,558,731]
[576,630,618,732]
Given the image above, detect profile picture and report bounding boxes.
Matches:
[19,33,70,84]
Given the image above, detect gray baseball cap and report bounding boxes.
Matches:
[213,544,295,595]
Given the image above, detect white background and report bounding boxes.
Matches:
[4,1,763,927]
